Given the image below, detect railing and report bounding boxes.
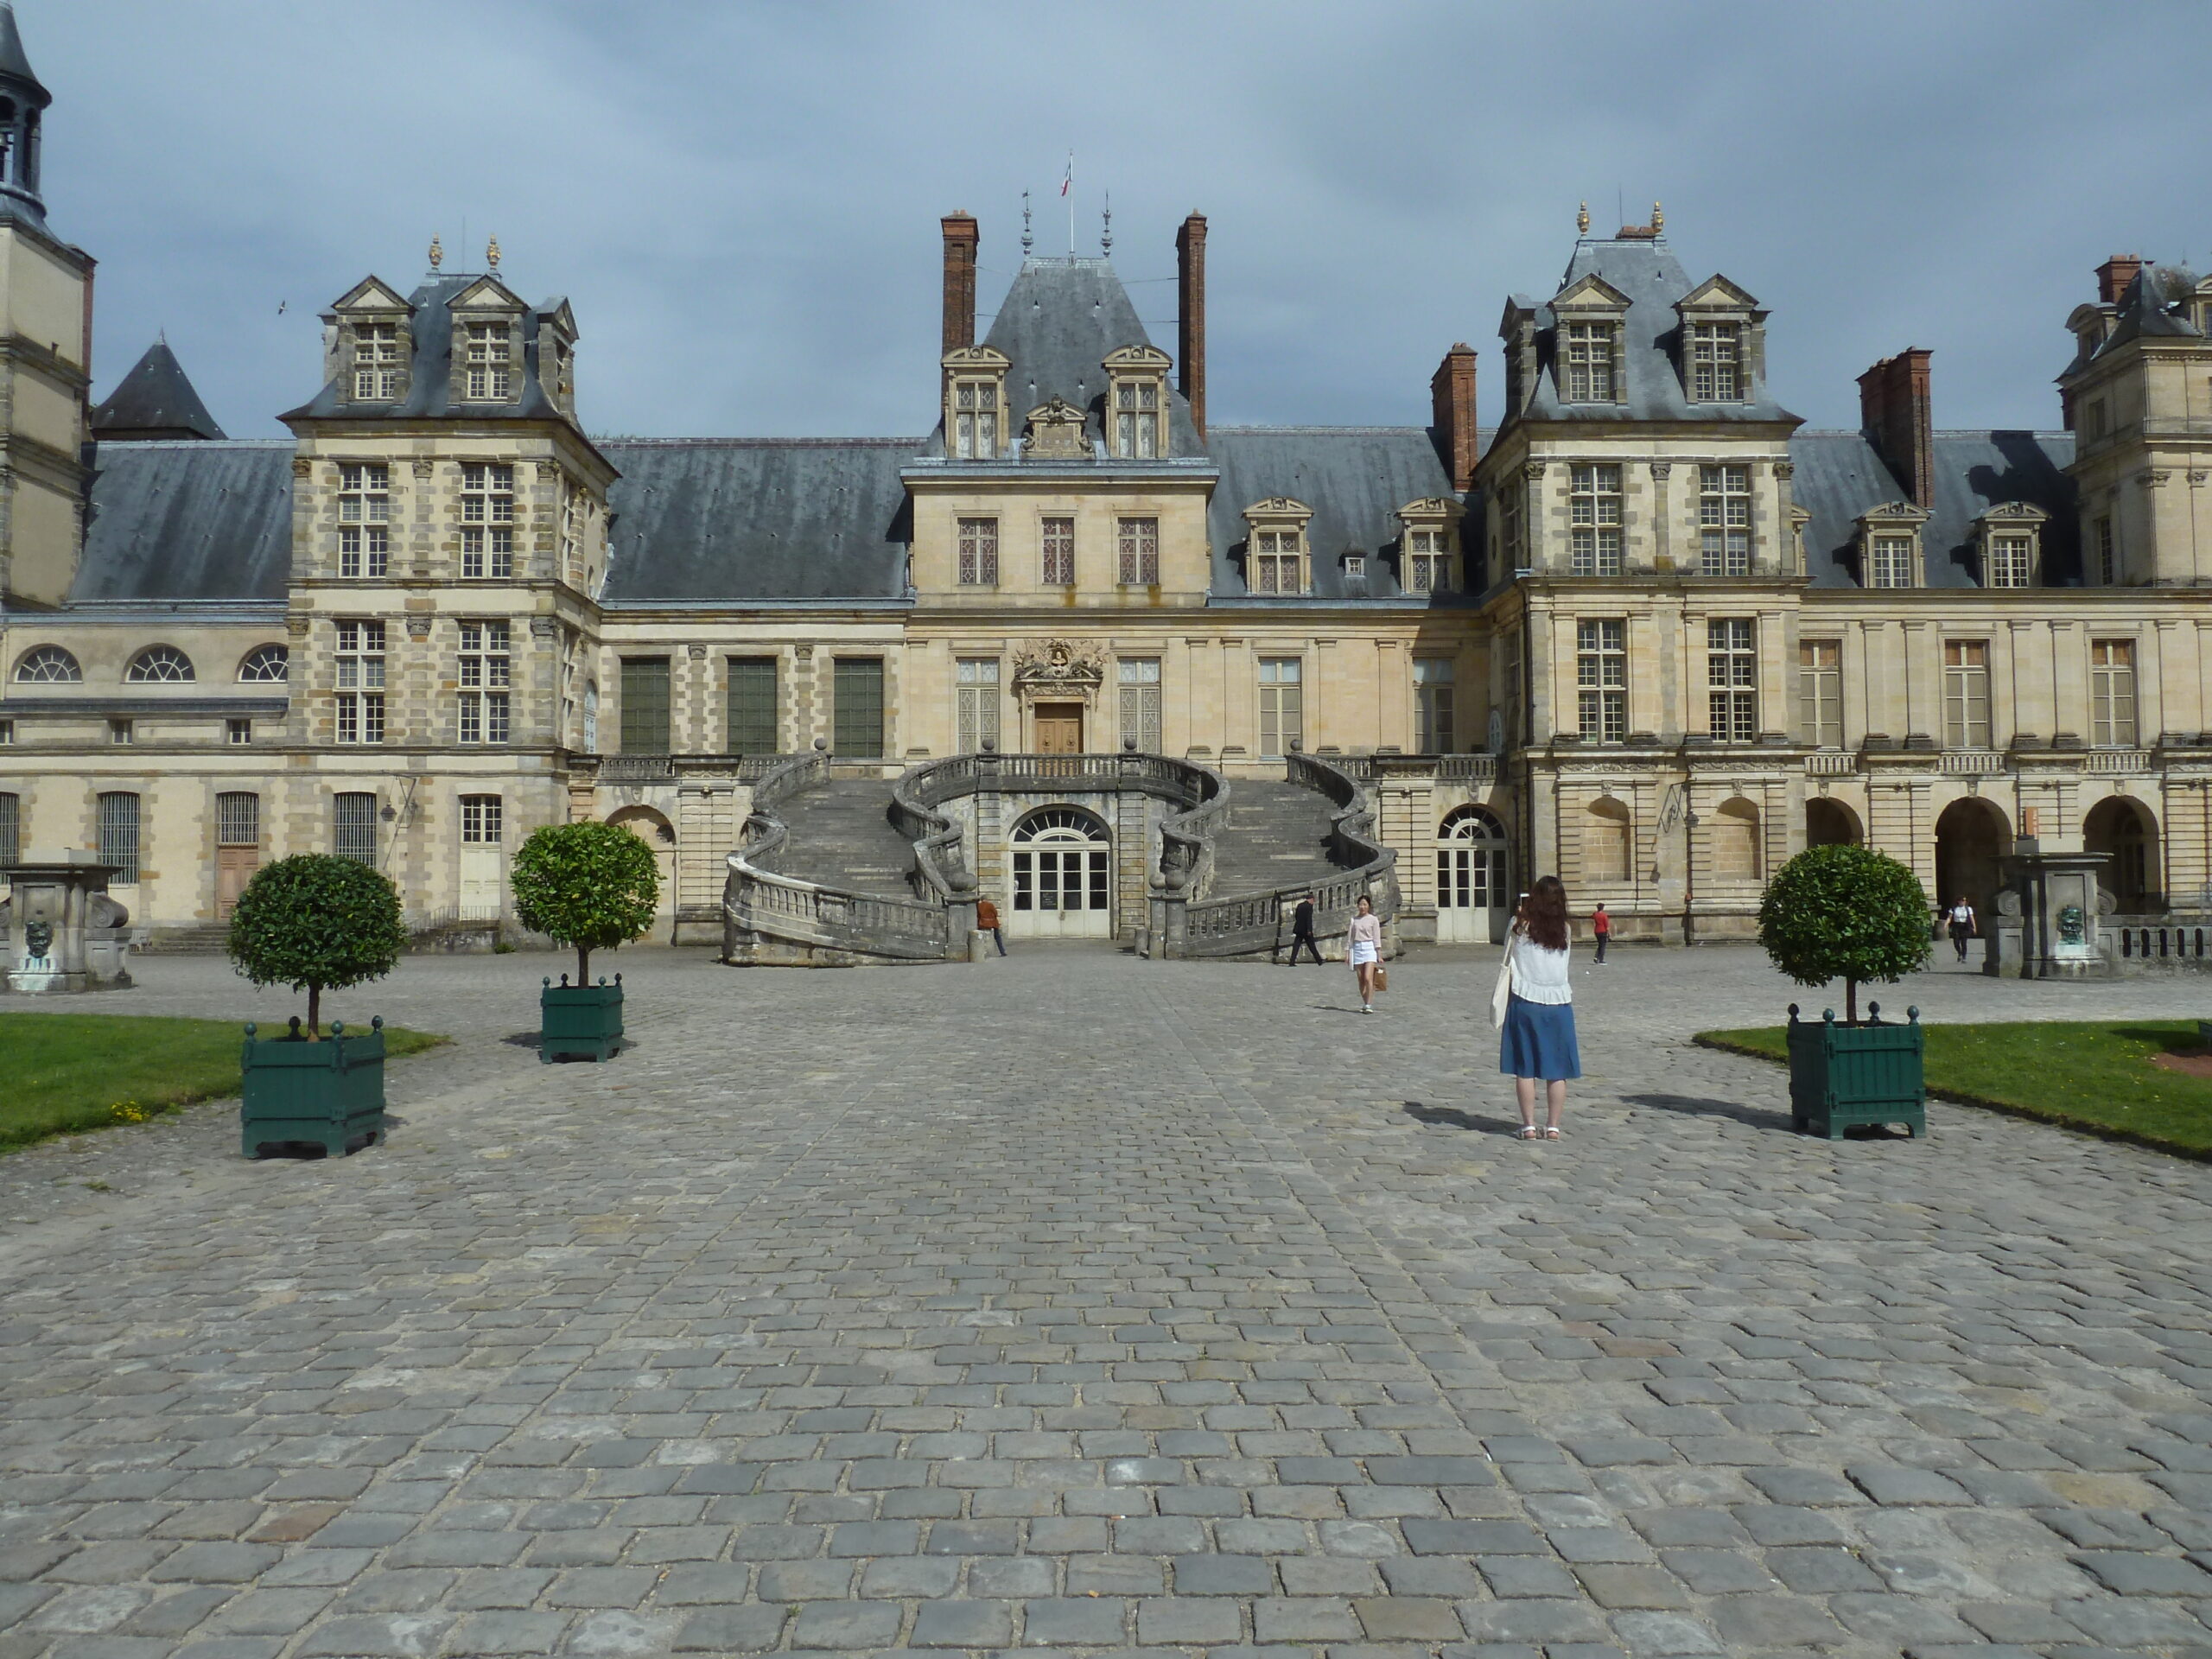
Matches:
[2108,915,2212,971]
[1937,751,2005,775]
[1179,753,1399,959]
[598,753,676,783]
[2084,749,2152,773]
[1805,750,1858,776]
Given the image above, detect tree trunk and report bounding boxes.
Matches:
[308,982,322,1040]
[1844,979,1858,1026]
[576,944,591,985]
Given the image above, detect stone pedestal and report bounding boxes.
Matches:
[1989,841,2110,980]
[3,849,134,994]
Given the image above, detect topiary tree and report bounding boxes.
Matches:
[227,854,408,1038]
[511,820,661,984]
[1758,842,1932,1025]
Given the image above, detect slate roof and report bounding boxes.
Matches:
[1515,233,1798,426]
[1789,429,2079,589]
[0,3,47,99]
[92,339,226,441]
[2096,264,2205,358]
[283,274,572,425]
[69,442,295,603]
[1205,427,1476,601]
[969,257,1202,456]
[600,439,916,603]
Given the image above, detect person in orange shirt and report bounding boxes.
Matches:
[976,896,1007,956]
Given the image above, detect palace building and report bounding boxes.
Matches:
[3,9,2210,959]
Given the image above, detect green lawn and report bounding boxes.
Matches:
[1695,1018,2212,1159]
[0,1012,445,1153]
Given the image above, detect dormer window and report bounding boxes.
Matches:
[1563,321,1618,402]
[464,322,512,400]
[1104,346,1172,459]
[941,346,1009,461]
[1243,499,1313,595]
[1548,276,1629,406]
[1690,322,1740,401]
[1855,502,1929,589]
[353,322,402,402]
[1396,499,1466,594]
[1975,503,2048,589]
[1677,276,1764,404]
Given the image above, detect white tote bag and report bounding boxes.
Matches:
[1489,933,1516,1029]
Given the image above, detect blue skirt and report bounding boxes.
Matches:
[1500,993,1580,1081]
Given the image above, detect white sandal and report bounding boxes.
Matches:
[1516,1125,1541,1141]
[1544,1126,1563,1141]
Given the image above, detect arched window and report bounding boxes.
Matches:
[1436,807,1510,926]
[1583,798,1632,884]
[1010,807,1111,934]
[125,645,196,683]
[14,645,79,683]
[1711,798,1762,880]
[238,644,289,683]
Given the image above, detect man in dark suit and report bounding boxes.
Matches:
[1287,893,1323,965]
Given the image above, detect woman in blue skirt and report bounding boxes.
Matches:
[1501,874,1580,1141]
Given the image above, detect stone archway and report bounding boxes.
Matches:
[1805,797,1862,847]
[1934,797,2010,919]
[607,805,678,944]
[2083,794,2158,914]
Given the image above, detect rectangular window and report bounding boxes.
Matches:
[334,791,377,866]
[1869,535,1916,588]
[1562,321,1616,402]
[334,620,386,744]
[464,321,512,400]
[1576,619,1628,743]
[953,378,1000,460]
[1568,464,1623,576]
[1040,516,1075,585]
[1699,465,1752,576]
[457,620,512,745]
[338,463,391,578]
[1799,640,1843,748]
[99,791,140,883]
[2084,399,2108,442]
[0,791,16,864]
[1251,530,1305,594]
[353,321,401,401]
[461,794,503,844]
[1988,534,2033,588]
[2091,639,2139,747]
[1501,484,1523,571]
[1707,618,1758,742]
[619,657,671,753]
[2097,516,2116,585]
[726,656,779,753]
[0,718,12,746]
[1258,658,1303,757]
[956,658,1001,753]
[957,517,999,586]
[1118,658,1162,753]
[1943,640,1993,749]
[1690,321,1741,401]
[217,791,259,848]
[109,718,133,746]
[1115,379,1161,457]
[1117,516,1160,585]
[833,658,885,758]
[227,718,252,746]
[1405,528,1454,594]
[460,462,517,579]
[1414,658,1456,753]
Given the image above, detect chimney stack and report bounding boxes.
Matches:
[2096,253,2145,306]
[1176,212,1207,439]
[1430,343,1478,492]
[1857,348,1935,512]
[941,213,978,354]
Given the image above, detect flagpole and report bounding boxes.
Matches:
[1067,150,1075,256]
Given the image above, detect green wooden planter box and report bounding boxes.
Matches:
[239,1016,388,1158]
[542,975,624,1062]
[1786,1001,1926,1140]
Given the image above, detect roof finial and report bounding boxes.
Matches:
[1101,191,1111,256]
[428,233,443,272]
[486,233,500,272]
[1021,190,1033,256]
[1651,200,1663,234]
[1577,200,1589,236]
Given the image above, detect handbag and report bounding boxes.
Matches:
[1375,963,1389,993]
[1490,934,1516,1029]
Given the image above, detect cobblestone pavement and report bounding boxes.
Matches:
[3,943,2212,1659]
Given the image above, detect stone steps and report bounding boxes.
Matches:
[1206,781,1343,894]
[768,779,920,900]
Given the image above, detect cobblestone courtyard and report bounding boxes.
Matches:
[4,944,2212,1659]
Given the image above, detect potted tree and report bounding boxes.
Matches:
[512,821,660,1062]
[1758,843,1933,1140]
[226,854,409,1157]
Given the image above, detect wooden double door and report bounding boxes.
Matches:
[1033,702,1084,754]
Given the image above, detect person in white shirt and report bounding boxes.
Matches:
[1345,893,1383,1013]
[1499,874,1580,1141]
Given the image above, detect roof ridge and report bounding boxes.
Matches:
[592,435,926,448]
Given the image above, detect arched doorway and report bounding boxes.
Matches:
[1435,806,1510,944]
[1010,806,1111,938]
[1934,797,2009,921]
[607,805,677,943]
[1805,797,1862,847]
[2084,795,2158,913]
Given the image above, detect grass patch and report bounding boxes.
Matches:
[1695,1018,2212,1159]
[0,1012,446,1154]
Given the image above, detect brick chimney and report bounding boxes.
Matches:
[1857,348,1934,511]
[2096,253,2145,305]
[1176,212,1207,439]
[1430,343,1478,492]
[941,213,978,354]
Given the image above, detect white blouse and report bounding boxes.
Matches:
[1508,930,1573,1005]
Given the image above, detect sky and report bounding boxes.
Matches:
[31,1,2212,444]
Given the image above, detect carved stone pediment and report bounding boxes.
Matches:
[1011,639,1108,705]
[1023,396,1089,459]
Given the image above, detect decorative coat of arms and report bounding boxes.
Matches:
[1023,396,1090,460]
[1011,639,1108,706]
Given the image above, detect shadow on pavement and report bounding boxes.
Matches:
[1622,1090,1792,1131]
[1403,1100,1523,1135]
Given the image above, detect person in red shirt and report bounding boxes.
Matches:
[1591,903,1611,964]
